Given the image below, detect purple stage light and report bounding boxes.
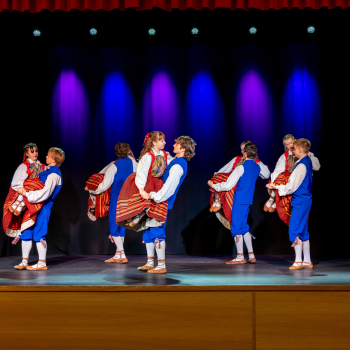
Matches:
[143,71,179,144]
[236,69,274,148]
[52,70,89,156]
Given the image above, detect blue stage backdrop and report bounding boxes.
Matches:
[0,35,340,257]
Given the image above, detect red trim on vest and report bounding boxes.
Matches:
[232,156,242,170]
[146,150,167,175]
[284,151,289,160]
[232,155,260,170]
[21,161,32,177]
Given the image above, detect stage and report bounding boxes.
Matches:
[0,254,350,288]
[1,255,349,350]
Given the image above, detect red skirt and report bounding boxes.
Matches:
[116,173,168,231]
[273,171,293,225]
[209,172,237,229]
[86,174,111,220]
[2,178,45,237]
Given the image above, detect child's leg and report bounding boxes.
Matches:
[289,203,310,269]
[227,203,249,264]
[138,231,155,271]
[114,227,127,263]
[14,239,32,270]
[244,233,256,263]
[147,219,168,274]
[301,200,312,268]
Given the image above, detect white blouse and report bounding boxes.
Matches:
[276,160,307,196]
[90,157,138,195]
[212,160,270,192]
[11,159,43,191]
[135,148,173,189]
[150,163,184,203]
[271,151,321,182]
[27,172,62,204]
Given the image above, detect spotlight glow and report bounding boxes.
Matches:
[90,28,97,36]
[148,28,156,36]
[191,27,199,35]
[33,30,41,37]
[307,26,315,34]
[249,27,257,35]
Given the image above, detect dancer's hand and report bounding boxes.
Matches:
[139,188,150,200]
[266,183,276,190]
[208,180,213,187]
[84,186,89,191]
[17,187,27,196]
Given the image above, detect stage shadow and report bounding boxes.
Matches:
[103,272,181,285]
[181,206,234,255]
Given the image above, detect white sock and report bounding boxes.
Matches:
[302,240,311,264]
[22,240,32,259]
[113,236,125,259]
[271,191,276,198]
[155,240,166,269]
[36,242,47,267]
[233,235,244,261]
[144,243,155,267]
[293,239,302,266]
[244,233,255,259]
[18,195,23,201]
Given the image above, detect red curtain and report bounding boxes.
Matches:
[0,0,349,12]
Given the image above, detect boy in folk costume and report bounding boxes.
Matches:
[14,148,65,271]
[138,136,196,274]
[209,140,270,229]
[3,144,46,238]
[85,142,138,263]
[208,143,270,264]
[116,132,172,231]
[264,134,320,225]
[267,139,314,270]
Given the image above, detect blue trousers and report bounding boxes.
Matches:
[289,200,312,242]
[142,211,169,244]
[230,202,251,238]
[20,203,53,242]
[109,196,125,237]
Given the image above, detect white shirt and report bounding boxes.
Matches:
[135,148,173,189]
[90,157,138,195]
[11,159,43,191]
[215,156,238,174]
[212,160,270,192]
[150,161,184,203]
[271,151,321,182]
[26,171,62,204]
[276,159,307,196]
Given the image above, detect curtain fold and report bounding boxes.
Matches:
[1,0,349,12]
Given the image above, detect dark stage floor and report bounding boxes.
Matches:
[0,255,349,287]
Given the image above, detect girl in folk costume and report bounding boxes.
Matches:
[138,136,196,274]
[267,139,314,269]
[85,142,138,264]
[208,143,270,265]
[264,134,320,225]
[116,132,172,231]
[209,140,270,229]
[14,148,65,271]
[3,143,46,238]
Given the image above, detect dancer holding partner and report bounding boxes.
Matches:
[14,147,65,271]
[138,136,196,274]
[267,139,314,269]
[208,143,270,264]
[85,142,137,263]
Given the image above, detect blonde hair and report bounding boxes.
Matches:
[139,131,165,160]
[49,147,65,166]
[283,134,296,151]
[241,140,251,146]
[293,139,311,153]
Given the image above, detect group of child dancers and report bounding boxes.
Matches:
[2,132,320,273]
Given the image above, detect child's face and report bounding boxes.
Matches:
[240,144,245,155]
[284,138,294,151]
[26,147,38,162]
[153,138,166,150]
[46,152,56,166]
[293,146,304,158]
[173,142,184,154]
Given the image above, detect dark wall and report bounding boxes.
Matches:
[0,9,347,257]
